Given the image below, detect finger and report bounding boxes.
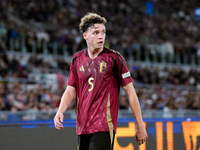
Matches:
[57,125,63,130]
[55,122,63,127]
[60,115,63,123]
[55,123,63,130]
[139,140,143,145]
[138,139,145,145]
[54,119,63,129]
[54,120,61,127]
[56,120,63,126]
[142,139,146,144]
[136,136,138,142]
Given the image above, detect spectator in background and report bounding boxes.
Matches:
[36,29,49,42]
[119,95,129,110]
[0,0,200,122]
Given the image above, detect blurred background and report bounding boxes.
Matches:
[0,0,200,149]
[1,0,200,121]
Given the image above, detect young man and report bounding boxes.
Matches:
[54,12,148,150]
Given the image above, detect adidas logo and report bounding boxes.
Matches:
[79,65,85,71]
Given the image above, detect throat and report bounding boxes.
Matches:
[88,48,103,59]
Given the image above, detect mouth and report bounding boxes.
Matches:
[98,41,103,45]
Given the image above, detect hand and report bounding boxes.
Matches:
[136,125,148,145]
[54,112,64,130]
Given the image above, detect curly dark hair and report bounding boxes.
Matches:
[79,12,107,33]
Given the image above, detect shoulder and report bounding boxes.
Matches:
[72,49,86,58]
[104,47,126,65]
[71,49,86,63]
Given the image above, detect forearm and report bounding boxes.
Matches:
[123,83,148,144]
[57,94,71,114]
[123,83,144,127]
[128,91,144,127]
[57,86,75,114]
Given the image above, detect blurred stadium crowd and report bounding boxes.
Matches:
[0,0,200,117]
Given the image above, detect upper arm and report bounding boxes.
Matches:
[64,85,76,99]
[122,82,136,98]
[67,57,78,88]
[111,53,133,87]
[57,85,76,113]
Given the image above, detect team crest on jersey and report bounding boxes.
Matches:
[99,61,106,73]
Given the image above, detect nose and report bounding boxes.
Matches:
[99,32,104,38]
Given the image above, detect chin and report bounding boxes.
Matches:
[96,45,103,48]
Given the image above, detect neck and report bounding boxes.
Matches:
[88,47,104,59]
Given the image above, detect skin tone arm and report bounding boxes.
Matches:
[54,85,76,130]
[123,82,148,145]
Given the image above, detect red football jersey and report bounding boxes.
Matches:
[67,47,133,135]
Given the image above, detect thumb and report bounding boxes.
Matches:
[60,114,64,123]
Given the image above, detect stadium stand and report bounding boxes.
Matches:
[0,0,200,121]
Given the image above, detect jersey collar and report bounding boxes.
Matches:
[85,47,106,58]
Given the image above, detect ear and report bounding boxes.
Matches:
[83,32,87,40]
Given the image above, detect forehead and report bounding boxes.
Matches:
[88,23,105,31]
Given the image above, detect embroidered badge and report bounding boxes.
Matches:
[99,61,106,73]
[122,72,130,78]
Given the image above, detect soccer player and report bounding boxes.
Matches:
[54,12,148,150]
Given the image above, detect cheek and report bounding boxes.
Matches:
[89,36,95,42]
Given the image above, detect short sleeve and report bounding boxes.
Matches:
[66,58,76,88]
[116,53,133,86]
